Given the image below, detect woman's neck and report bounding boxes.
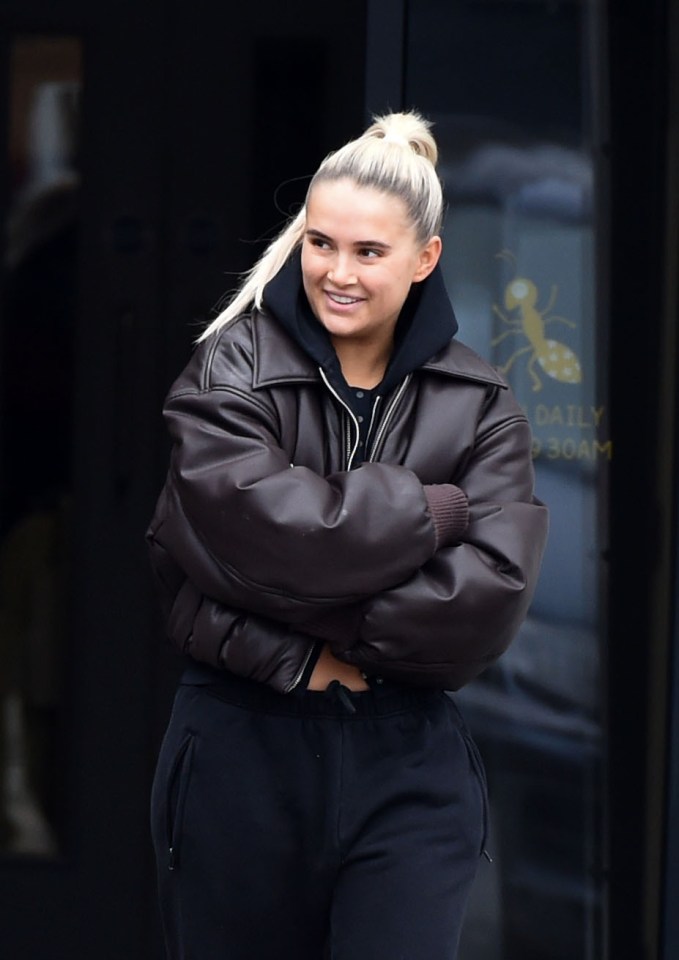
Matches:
[332,337,393,389]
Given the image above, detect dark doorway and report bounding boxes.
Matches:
[0,2,365,957]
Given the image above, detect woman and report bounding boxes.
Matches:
[147,111,548,960]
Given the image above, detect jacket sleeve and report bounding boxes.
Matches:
[151,365,444,621]
[148,535,316,693]
[299,391,549,690]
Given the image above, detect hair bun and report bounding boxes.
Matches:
[365,111,438,166]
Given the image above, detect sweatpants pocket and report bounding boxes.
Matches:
[460,729,490,857]
[165,732,195,871]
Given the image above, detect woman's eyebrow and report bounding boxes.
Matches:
[306,228,391,250]
[356,239,392,251]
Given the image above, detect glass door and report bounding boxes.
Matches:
[0,4,166,956]
[367,2,609,957]
[0,32,82,859]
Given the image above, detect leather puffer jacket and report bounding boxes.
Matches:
[147,300,548,694]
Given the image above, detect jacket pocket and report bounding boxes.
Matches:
[165,732,196,871]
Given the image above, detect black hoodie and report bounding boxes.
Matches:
[262,250,459,405]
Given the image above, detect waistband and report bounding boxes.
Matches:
[180,660,444,718]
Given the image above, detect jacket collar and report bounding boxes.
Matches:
[260,251,464,396]
[251,309,506,391]
[421,341,507,388]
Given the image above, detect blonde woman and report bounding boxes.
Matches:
[147,111,547,960]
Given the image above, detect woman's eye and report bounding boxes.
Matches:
[309,237,330,250]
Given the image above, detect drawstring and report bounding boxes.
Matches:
[325,680,357,715]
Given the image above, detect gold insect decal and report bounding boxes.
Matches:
[491,250,582,392]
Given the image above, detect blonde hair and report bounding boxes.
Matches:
[198,111,443,342]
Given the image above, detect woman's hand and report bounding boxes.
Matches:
[307,644,369,691]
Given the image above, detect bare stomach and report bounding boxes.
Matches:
[306,643,369,691]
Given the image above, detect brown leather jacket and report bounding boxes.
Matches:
[146,307,548,693]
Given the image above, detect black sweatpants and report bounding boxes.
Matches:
[151,664,488,960]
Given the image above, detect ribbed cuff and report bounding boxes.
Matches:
[423,484,469,549]
[298,604,362,653]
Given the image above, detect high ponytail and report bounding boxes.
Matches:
[313,111,444,246]
[362,112,438,166]
[198,110,443,342]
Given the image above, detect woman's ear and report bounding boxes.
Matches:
[413,236,442,282]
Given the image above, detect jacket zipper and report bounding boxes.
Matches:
[289,369,367,692]
[366,395,383,449]
[367,375,411,462]
[342,412,352,465]
[320,370,411,469]
[319,369,361,469]
[299,370,410,694]
[285,641,317,692]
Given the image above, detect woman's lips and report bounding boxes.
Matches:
[324,290,364,309]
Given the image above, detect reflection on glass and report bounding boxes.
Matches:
[0,36,82,856]
[406,2,604,958]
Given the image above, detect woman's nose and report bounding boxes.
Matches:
[328,256,357,286]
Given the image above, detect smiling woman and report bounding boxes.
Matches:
[301,179,442,387]
[146,111,548,960]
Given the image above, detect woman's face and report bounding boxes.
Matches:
[301,179,441,353]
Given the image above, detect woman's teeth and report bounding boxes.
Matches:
[329,293,359,304]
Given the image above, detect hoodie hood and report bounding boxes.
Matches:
[262,249,458,399]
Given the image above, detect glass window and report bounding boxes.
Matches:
[0,35,82,857]
[405,2,606,957]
